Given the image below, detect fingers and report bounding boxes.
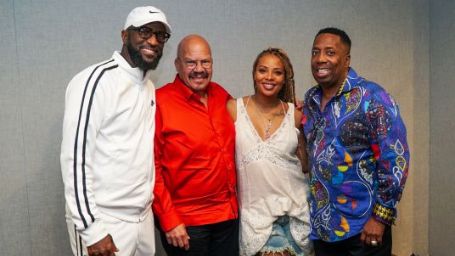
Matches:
[375,233,383,245]
[165,224,191,250]
[360,231,366,243]
[107,234,119,253]
[183,235,190,250]
[361,217,386,247]
[87,234,118,256]
[166,232,190,249]
[361,230,382,247]
[100,251,115,256]
[89,249,116,256]
[176,236,188,249]
[89,248,116,256]
[165,234,173,246]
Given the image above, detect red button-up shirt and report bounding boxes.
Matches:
[152,75,238,232]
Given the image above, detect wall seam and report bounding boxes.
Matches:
[12,0,33,255]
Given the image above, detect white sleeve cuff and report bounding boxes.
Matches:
[79,220,109,246]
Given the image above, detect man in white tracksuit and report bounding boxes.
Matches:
[60,6,171,256]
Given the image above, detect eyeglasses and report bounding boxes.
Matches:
[182,59,212,69]
[128,26,170,43]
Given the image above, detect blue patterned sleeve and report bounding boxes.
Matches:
[365,85,410,225]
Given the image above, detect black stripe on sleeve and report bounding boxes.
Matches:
[78,233,83,256]
[72,59,115,228]
[81,64,118,223]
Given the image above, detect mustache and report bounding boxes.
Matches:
[189,71,209,79]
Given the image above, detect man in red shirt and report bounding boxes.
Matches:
[153,34,238,255]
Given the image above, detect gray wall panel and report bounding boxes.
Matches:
[430,0,455,255]
[0,0,441,255]
[13,2,72,255]
[0,1,32,255]
[410,0,430,255]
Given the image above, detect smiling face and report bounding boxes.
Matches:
[311,33,350,89]
[121,22,166,70]
[253,54,285,98]
[175,35,213,95]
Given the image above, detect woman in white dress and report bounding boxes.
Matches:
[227,48,313,256]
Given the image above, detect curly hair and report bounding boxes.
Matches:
[252,48,296,104]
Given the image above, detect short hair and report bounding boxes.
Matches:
[316,27,351,52]
[252,48,296,104]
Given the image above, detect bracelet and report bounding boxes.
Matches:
[372,204,395,225]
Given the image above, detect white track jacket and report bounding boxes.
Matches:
[61,51,156,245]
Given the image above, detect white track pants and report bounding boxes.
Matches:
[66,210,155,256]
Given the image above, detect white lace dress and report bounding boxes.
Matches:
[235,98,312,256]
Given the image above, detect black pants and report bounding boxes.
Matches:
[313,226,392,256]
[159,219,239,256]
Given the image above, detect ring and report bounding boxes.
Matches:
[371,240,378,246]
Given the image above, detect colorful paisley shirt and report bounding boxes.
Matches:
[302,68,409,242]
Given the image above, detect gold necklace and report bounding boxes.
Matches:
[251,96,285,139]
[336,79,347,96]
[263,119,273,139]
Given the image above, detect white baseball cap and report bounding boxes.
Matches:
[124,6,172,33]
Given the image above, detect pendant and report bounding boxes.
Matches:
[264,119,272,139]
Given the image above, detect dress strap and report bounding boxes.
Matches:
[285,102,295,125]
[280,100,286,114]
[245,95,252,109]
[286,102,294,114]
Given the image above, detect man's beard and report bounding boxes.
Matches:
[127,42,162,71]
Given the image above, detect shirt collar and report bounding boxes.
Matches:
[173,74,211,102]
[309,67,364,105]
[337,67,364,95]
[113,51,151,83]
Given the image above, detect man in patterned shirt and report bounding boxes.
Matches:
[302,27,410,256]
